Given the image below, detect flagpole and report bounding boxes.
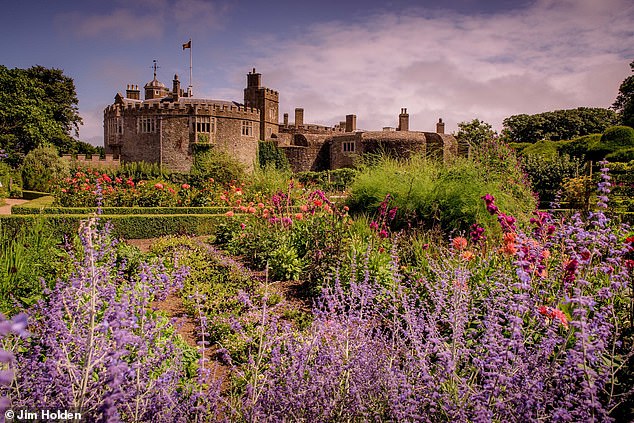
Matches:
[189,38,193,97]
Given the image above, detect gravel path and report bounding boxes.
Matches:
[0,198,28,215]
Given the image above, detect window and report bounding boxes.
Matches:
[195,116,216,134]
[269,108,277,121]
[241,120,254,137]
[342,141,355,153]
[139,117,156,133]
[108,118,123,136]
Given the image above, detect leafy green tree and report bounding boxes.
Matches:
[0,66,82,166]
[501,108,618,143]
[455,119,497,147]
[612,60,634,128]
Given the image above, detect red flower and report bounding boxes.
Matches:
[181,183,190,190]
[313,199,323,207]
[538,306,569,329]
[154,183,164,190]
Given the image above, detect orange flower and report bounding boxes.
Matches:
[295,213,304,220]
[300,204,309,212]
[452,236,468,251]
[460,250,475,261]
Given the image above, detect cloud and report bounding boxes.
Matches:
[243,0,634,133]
[55,0,226,41]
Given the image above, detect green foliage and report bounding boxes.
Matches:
[456,119,497,147]
[258,141,289,171]
[612,60,634,128]
[558,134,602,159]
[584,126,634,161]
[12,204,231,215]
[0,217,68,315]
[21,145,70,192]
[0,66,83,165]
[269,244,304,281]
[502,108,618,143]
[606,147,634,162]
[296,168,358,192]
[0,162,21,199]
[191,148,246,184]
[521,139,561,157]
[0,214,226,240]
[348,142,536,234]
[248,167,293,198]
[521,153,583,203]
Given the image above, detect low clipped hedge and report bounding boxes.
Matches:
[12,205,233,215]
[0,214,231,239]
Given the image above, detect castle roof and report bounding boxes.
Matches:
[144,77,166,89]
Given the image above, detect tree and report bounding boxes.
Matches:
[501,108,618,143]
[0,66,83,166]
[612,60,634,128]
[455,119,497,148]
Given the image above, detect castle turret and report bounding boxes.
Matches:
[244,67,279,139]
[397,108,409,131]
[346,114,357,132]
[144,60,169,100]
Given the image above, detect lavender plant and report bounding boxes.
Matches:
[227,162,632,422]
[3,218,195,422]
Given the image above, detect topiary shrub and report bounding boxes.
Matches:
[559,134,601,159]
[586,126,634,161]
[190,147,246,185]
[21,145,69,192]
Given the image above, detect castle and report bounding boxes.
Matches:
[104,67,459,172]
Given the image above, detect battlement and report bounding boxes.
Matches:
[104,101,260,118]
[62,154,121,168]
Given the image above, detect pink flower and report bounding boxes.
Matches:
[181,183,190,189]
[225,211,234,217]
[300,204,309,212]
[248,206,257,214]
[154,183,164,190]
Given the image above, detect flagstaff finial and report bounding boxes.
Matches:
[152,60,160,79]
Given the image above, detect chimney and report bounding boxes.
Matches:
[283,113,289,126]
[172,74,180,101]
[345,114,357,132]
[436,118,445,134]
[398,108,409,131]
[247,67,261,88]
[295,108,304,128]
[126,84,140,100]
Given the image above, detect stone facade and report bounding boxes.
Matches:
[104,67,460,173]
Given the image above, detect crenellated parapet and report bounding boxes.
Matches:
[62,154,121,168]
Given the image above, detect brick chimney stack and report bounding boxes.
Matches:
[172,74,180,101]
[295,108,304,128]
[398,108,409,131]
[283,113,289,126]
[345,114,357,132]
[436,118,445,134]
[126,84,140,100]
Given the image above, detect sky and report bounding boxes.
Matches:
[1,0,633,146]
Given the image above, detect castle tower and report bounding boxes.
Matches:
[243,68,279,139]
[397,108,409,131]
[144,60,169,100]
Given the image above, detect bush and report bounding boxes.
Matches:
[521,153,583,203]
[21,145,69,192]
[347,142,536,234]
[586,126,634,161]
[559,134,601,159]
[191,148,246,185]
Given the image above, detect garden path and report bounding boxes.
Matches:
[0,198,28,214]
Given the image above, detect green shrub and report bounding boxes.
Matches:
[190,148,246,184]
[606,147,634,162]
[21,145,69,192]
[521,153,583,203]
[348,142,536,234]
[521,140,560,157]
[0,218,69,315]
[586,126,634,161]
[559,134,601,159]
[296,168,358,192]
